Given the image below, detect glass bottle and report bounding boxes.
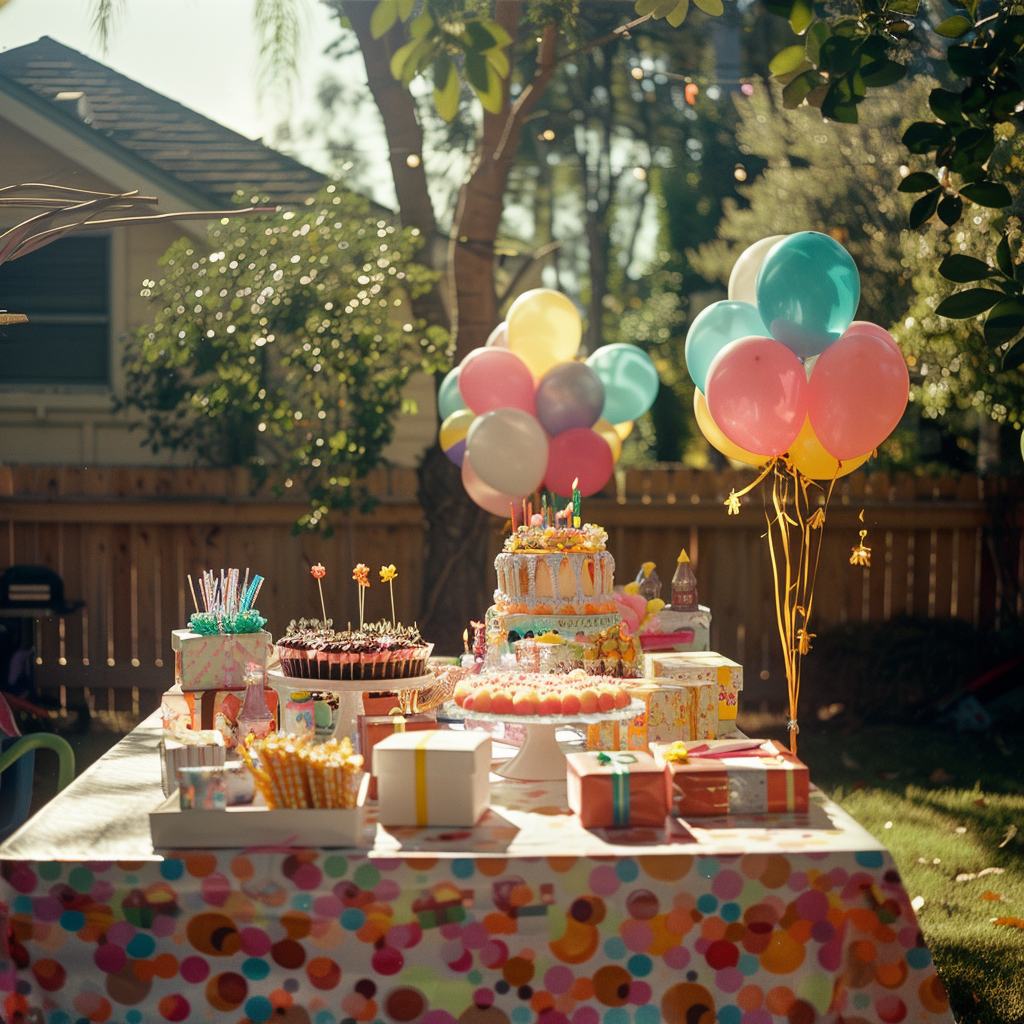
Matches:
[237,661,276,741]
[634,562,661,603]
[671,548,698,610]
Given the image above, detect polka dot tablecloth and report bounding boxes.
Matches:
[0,718,952,1024]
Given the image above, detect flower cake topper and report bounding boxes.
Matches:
[311,563,328,625]
[380,564,398,624]
[353,563,369,627]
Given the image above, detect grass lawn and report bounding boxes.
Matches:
[784,723,1024,1024]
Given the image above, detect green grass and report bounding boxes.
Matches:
[795,725,1024,1024]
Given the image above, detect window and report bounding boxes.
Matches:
[0,235,110,385]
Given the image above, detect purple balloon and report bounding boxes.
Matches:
[534,362,605,435]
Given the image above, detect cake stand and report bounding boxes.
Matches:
[268,669,435,741]
[443,698,646,782]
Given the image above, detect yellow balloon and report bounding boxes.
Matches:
[593,418,623,464]
[506,289,581,377]
[613,420,633,441]
[789,417,871,480]
[693,389,765,467]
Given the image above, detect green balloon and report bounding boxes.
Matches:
[438,365,466,420]
[586,344,660,424]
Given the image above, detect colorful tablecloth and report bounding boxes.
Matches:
[0,716,953,1024]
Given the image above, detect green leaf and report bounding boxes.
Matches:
[788,0,814,33]
[1002,339,1024,370]
[770,45,810,77]
[396,0,415,18]
[652,0,681,16]
[937,194,963,226]
[666,0,690,27]
[389,37,419,80]
[432,56,459,122]
[693,0,725,16]
[993,90,1024,119]
[960,181,1013,209]
[861,59,906,87]
[409,11,432,37]
[928,88,963,124]
[465,20,497,51]
[934,288,1004,318]
[902,121,952,154]
[466,55,503,114]
[884,0,919,13]
[479,20,512,48]
[483,46,510,79]
[370,0,397,39]
[983,300,1024,346]
[939,254,992,283]
[782,70,816,108]
[947,44,988,78]
[818,36,859,75]
[635,0,662,14]
[935,14,973,38]
[805,21,831,63]
[463,48,489,93]
[909,189,940,229]
[898,171,941,193]
[997,235,1014,277]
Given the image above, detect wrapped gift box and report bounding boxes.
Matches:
[639,606,711,653]
[644,651,742,729]
[358,713,441,800]
[586,678,718,751]
[172,629,272,692]
[652,739,809,816]
[566,750,668,828]
[176,685,279,740]
[373,730,490,827]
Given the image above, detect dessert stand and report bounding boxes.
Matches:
[443,698,646,781]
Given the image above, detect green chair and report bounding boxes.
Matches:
[0,732,75,842]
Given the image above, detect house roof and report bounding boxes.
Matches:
[0,36,326,208]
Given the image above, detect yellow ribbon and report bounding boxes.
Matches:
[663,741,689,764]
[414,731,434,826]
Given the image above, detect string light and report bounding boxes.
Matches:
[406,154,421,168]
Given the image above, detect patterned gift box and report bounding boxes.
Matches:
[357,713,441,800]
[643,651,742,729]
[651,739,809,816]
[586,678,718,751]
[566,750,668,828]
[171,629,272,692]
[639,606,711,653]
[182,686,279,741]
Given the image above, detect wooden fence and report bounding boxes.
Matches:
[1,463,1021,715]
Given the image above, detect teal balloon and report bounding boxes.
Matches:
[685,300,767,393]
[755,231,860,359]
[586,344,660,424]
[437,365,466,420]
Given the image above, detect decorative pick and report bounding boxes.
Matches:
[850,510,872,567]
[352,563,370,627]
[380,564,397,625]
[311,563,328,624]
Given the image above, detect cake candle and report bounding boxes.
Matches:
[572,477,581,528]
[510,502,516,529]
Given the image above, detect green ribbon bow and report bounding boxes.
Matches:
[594,751,637,825]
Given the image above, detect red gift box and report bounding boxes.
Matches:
[357,713,440,800]
[653,739,809,816]
[566,750,667,828]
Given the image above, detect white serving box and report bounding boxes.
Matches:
[171,629,273,692]
[150,774,369,848]
[373,729,491,827]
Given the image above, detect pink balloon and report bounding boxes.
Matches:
[458,347,536,415]
[847,320,901,355]
[544,427,614,497]
[807,330,909,460]
[462,457,522,518]
[705,336,808,456]
[486,322,509,347]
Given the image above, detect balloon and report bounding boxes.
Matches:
[806,329,909,460]
[847,320,901,355]
[544,427,615,497]
[462,458,521,518]
[613,421,634,440]
[506,289,582,377]
[755,231,860,358]
[685,300,768,393]
[728,234,788,305]
[586,344,660,424]
[465,408,549,495]
[593,418,623,464]
[439,408,475,466]
[438,365,466,420]
[705,336,808,456]
[693,388,765,467]
[486,322,508,347]
[458,347,536,416]
[535,362,605,435]
[789,416,871,480]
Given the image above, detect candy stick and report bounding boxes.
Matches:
[187,575,199,614]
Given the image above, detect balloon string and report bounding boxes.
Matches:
[724,457,777,514]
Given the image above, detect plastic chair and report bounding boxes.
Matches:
[0,732,75,842]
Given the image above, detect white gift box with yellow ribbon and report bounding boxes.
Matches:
[373,730,491,827]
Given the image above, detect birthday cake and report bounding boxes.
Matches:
[275,620,433,680]
[453,670,632,716]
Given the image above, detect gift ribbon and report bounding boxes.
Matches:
[414,731,435,826]
[596,751,637,826]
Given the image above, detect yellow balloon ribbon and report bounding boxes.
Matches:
[693,389,766,467]
[789,417,871,480]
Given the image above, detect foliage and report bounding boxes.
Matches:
[120,184,448,529]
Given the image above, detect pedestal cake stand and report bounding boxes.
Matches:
[443,698,646,782]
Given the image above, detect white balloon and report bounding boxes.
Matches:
[466,408,549,495]
[728,235,788,306]
[486,321,509,347]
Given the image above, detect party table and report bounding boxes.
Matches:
[0,715,953,1024]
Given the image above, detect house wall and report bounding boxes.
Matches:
[0,115,437,469]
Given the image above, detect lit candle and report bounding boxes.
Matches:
[572,477,581,528]
[510,502,516,529]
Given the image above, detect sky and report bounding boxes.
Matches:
[0,0,388,179]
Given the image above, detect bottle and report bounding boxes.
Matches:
[634,562,661,603]
[671,548,698,610]
[237,661,276,741]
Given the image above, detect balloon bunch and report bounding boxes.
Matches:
[437,288,661,514]
[685,232,911,754]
